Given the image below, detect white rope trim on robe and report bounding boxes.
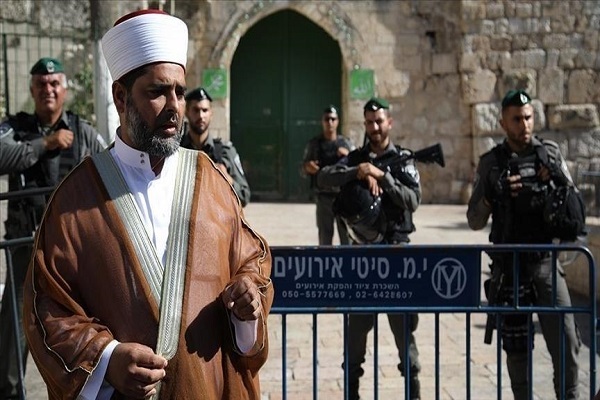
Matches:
[91,150,163,303]
[156,147,196,359]
[91,149,197,360]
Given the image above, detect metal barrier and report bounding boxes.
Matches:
[0,236,32,400]
[0,186,54,400]
[269,244,598,400]
[0,201,597,399]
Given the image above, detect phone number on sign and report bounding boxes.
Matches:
[280,290,413,300]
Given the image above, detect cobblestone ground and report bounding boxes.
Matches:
[6,203,599,399]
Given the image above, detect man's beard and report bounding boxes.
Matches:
[188,120,207,136]
[126,96,183,158]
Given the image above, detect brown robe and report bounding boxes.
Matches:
[22,151,273,400]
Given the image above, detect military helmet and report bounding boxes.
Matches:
[333,180,386,244]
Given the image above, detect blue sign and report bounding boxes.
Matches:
[270,246,481,308]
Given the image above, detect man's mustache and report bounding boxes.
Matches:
[156,112,180,127]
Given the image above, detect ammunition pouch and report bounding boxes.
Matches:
[494,259,537,353]
[501,313,533,353]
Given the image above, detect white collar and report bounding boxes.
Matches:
[113,132,179,175]
[114,133,158,173]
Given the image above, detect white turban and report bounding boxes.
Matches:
[101,10,188,81]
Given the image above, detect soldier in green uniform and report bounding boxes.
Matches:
[302,105,355,245]
[181,87,251,207]
[0,57,106,398]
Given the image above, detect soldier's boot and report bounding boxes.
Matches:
[348,378,360,400]
[409,375,421,400]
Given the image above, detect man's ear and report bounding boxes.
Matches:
[112,81,127,114]
[499,117,506,132]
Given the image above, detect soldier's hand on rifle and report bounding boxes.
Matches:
[304,160,320,175]
[356,162,384,181]
[492,170,521,198]
[44,128,73,151]
[364,175,382,196]
[337,147,349,157]
[505,174,523,197]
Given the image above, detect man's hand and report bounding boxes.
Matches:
[337,147,349,157]
[492,170,522,198]
[44,128,73,150]
[505,174,523,197]
[304,160,320,175]
[364,175,382,197]
[222,275,262,321]
[537,165,551,182]
[356,162,384,181]
[106,343,167,399]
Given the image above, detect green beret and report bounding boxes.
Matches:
[501,89,531,109]
[363,97,389,112]
[185,87,212,102]
[323,105,338,115]
[30,57,64,75]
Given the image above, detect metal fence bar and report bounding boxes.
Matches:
[0,192,597,399]
[465,312,471,400]
[3,242,26,400]
[434,313,440,400]
[0,184,53,400]
[269,244,597,399]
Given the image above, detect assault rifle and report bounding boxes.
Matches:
[334,143,445,233]
[371,143,445,172]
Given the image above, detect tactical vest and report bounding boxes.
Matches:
[309,137,346,192]
[489,144,551,244]
[5,111,82,238]
[346,146,414,243]
[317,137,345,168]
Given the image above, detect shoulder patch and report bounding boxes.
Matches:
[233,153,245,175]
[397,147,413,157]
[0,121,14,140]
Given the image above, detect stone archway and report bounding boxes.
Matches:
[228,8,343,201]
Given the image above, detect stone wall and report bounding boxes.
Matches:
[2,0,600,204]
[181,0,600,204]
[464,0,600,208]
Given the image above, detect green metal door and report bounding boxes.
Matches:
[231,10,341,201]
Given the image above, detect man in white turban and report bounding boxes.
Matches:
[23,9,273,400]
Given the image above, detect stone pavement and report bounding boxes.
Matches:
[15,203,600,399]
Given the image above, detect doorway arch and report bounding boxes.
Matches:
[231,9,342,202]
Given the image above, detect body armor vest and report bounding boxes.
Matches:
[490,146,551,244]
[5,112,82,238]
[346,146,414,243]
